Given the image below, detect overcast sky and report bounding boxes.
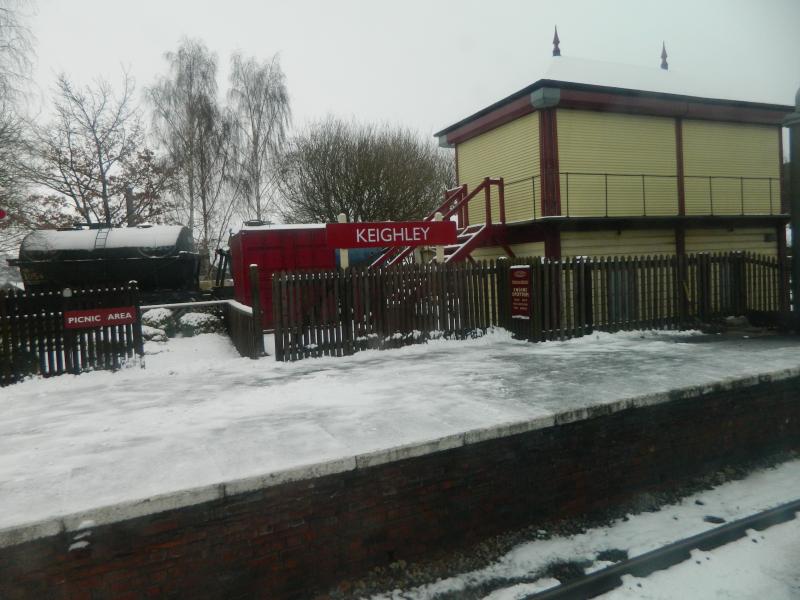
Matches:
[28,0,800,138]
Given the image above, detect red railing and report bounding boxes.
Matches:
[368,177,506,269]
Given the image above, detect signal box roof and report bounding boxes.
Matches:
[435,57,793,146]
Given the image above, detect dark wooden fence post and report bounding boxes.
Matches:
[130,281,145,366]
[583,257,594,334]
[272,273,284,361]
[248,265,265,358]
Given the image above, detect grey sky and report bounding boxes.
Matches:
[30,0,800,138]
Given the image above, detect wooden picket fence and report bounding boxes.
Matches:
[272,252,788,361]
[1,284,144,386]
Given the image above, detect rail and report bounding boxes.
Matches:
[498,173,783,220]
[369,177,504,269]
[526,497,800,599]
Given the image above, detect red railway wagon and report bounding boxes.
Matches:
[229,224,335,329]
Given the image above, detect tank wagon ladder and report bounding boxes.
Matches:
[93,226,112,250]
[368,177,506,269]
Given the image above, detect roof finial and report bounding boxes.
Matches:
[552,26,561,57]
[660,41,668,70]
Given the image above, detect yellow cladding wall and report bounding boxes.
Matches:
[560,230,676,258]
[457,113,540,224]
[685,228,777,256]
[470,242,546,262]
[557,110,678,217]
[682,121,781,216]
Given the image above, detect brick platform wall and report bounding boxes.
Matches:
[2,372,799,599]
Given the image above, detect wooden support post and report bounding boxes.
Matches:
[483,177,492,225]
[434,212,445,263]
[129,281,145,367]
[337,213,349,269]
[498,178,506,224]
[249,264,265,358]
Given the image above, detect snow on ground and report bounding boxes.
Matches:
[371,459,800,599]
[2,329,800,531]
[602,519,800,599]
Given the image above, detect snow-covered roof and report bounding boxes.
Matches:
[21,225,189,253]
[239,223,327,231]
[435,56,793,139]
[540,56,755,104]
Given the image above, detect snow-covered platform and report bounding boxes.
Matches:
[3,329,800,599]
[3,329,800,539]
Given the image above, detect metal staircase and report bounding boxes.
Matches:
[369,177,505,269]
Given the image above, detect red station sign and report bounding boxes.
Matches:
[64,306,138,329]
[0,208,6,219]
[326,221,457,249]
[510,266,531,320]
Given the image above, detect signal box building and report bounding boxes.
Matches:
[432,52,791,264]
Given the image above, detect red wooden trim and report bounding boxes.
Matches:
[556,89,788,125]
[538,110,561,217]
[544,229,561,259]
[454,144,460,185]
[539,111,547,219]
[675,118,686,216]
[498,178,506,224]
[484,177,492,225]
[446,96,535,145]
[551,110,561,215]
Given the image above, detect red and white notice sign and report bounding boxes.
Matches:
[64,306,138,329]
[326,221,457,249]
[510,266,531,320]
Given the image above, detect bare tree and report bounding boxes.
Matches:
[25,71,147,225]
[0,0,34,256]
[228,52,290,222]
[277,119,454,224]
[148,38,233,266]
[0,0,33,105]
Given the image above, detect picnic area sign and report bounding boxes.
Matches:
[326,221,457,249]
[64,306,138,329]
[510,265,531,319]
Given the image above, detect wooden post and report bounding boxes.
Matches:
[249,264,265,358]
[129,281,145,367]
[337,213,349,269]
[498,178,506,224]
[434,212,445,263]
[483,177,492,225]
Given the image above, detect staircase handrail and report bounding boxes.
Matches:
[369,177,503,269]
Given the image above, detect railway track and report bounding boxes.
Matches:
[522,498,800,599]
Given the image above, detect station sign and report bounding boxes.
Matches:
[326,221,457,249]
[510,266,531,319]
[0,208,6,219]
[64,306,138,329]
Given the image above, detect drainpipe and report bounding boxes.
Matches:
[783,87,800,313]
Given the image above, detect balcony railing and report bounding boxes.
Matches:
[494,173,784,221]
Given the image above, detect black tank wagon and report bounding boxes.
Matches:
[8,224,200,300]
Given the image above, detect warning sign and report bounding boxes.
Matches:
[510,266,531,320]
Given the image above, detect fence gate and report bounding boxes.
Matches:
[1,284,144,386]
